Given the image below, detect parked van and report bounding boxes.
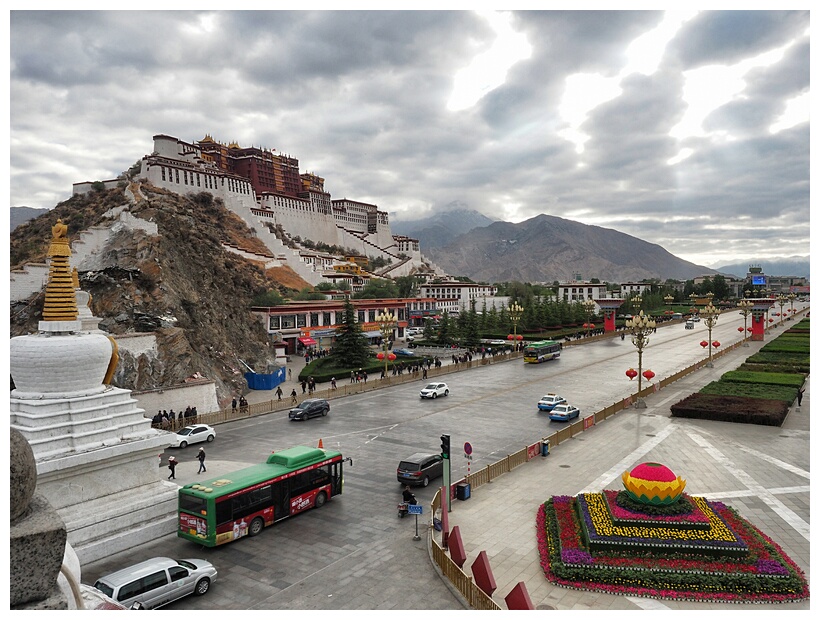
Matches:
[92,557,217,609]
[685,320,695,330]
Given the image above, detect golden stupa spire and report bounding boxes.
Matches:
[42,219,79,321]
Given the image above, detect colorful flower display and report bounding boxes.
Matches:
[622,462,686,505]
[537,492,809,603]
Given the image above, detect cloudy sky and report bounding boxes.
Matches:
[8,7,810,268]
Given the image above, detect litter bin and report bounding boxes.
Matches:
[456,482,471,501]
[541,439,550,457]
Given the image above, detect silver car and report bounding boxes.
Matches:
[92,557,217,609]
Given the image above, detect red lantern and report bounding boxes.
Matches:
[507,334,514,340]
[700,340,709,348]
[769,318,774,323]
[582,323,588,329]
[625,368,638,380]
[712,341,721,348]
[747,327,753,332]
[516,334,523,340]
[588,324,595,330]
[642,369,655,381]
[376,352,385,360]
[737,327,744,332]
[388,353,396,361]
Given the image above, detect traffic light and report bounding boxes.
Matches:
[440,434,450,459]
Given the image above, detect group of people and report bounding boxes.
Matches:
[152,406,198,430]
[166,447,207,480]
[231,396,249,414]
[301,347,330,363]
[350,369,368,383]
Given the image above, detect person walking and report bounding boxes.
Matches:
[167,456,177,480]
[291,388,298,405]
[276,385,283,401]
[232,397,237,413]
[197,447,207,474]
[331,377,337,390]
[797,386,805,406]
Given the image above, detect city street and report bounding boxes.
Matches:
[82,307,809,609]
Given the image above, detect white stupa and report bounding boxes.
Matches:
[10,219,179,564]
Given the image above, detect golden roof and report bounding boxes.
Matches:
[42,219,78,321]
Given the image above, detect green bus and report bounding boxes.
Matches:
[523,340,562,363]
[178,445,348,547]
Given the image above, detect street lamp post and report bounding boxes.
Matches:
[583,298,596,337]
[700,302,720,368]
[787,293,796,319]
[737,299,753,347]
[509,301,524,351]
[375,308,395,380]
[776,294,787,327]
[625,307,656,409]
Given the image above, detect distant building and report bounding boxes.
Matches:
[418,280,498,316]
[620,282,652,298]
[558,282,609,302]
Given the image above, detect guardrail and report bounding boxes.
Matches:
[428,488,501,610]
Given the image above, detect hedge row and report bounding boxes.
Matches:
[671,313,808,426]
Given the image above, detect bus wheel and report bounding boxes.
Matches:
[249,517,264,536]
[315,491,327,508]
[194,578,210,595]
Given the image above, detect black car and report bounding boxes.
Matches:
[289,399,330,421]
[396,453,444,487]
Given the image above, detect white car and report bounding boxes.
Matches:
[420,382,449,399]
[537,394,566,411]
[170,424,215,448]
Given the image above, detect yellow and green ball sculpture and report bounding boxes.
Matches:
[621,462,686,506]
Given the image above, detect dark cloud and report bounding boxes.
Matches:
[8,9,809,266]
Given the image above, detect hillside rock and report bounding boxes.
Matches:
[10,183,286,406]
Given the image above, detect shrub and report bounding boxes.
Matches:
[699,380,797,402]
[720,370,805,388]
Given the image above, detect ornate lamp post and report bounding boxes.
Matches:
[787,293,796,319]
[737,299,753,347]
[625,307,656,408]
[700,302,720,368]
[776,294,788,327]
[582,298,596,337]
[509,301,524,350]
[375,308,396,379]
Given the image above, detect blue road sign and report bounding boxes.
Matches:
[408,504,423,515]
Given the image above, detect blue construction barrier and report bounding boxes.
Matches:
[244,366,286,390]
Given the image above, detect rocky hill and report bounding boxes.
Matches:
[425,213,715,283]
[390,203,498,250]
[10,182,309,406]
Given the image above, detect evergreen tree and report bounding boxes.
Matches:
[436,314,453,345]
[423,317,436,340]
[464,299,481,347]
[331,298,371,367]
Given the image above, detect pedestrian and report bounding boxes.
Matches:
[197,447,207,474]
[276,385,283,401]
[167,456,177,480]
[291,388,298,405]
[301,379,307,394]
[288,368,292,380]
[797,386,805,406]
[331,377,337,390]
[232,397,237,413]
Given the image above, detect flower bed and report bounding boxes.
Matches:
[538,496,809,602]
[603,490,711,530]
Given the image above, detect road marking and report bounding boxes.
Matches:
[684,429,810,541]
[578,423,678,493]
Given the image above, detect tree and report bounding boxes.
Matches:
[436,314,453,345]
[464,299,481,347]
[293,287,327,301]
[354,278,399,299]
[252,289,285,306]
[394,275,420,298]
[331,298,371,367]
[712,274,729,300]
